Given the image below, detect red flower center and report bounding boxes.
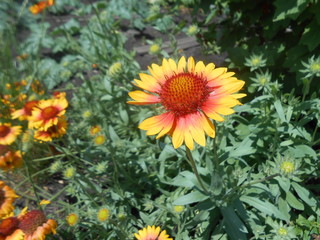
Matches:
[24,101,39,116]
[41,106,59,120]
[0,126,10,138]
[0,217,19,236]
[19,210,46,235]
[159,73,210,116]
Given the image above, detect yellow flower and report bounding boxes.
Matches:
[12,100,39,121]
[0,123,22,145]
[128,56,246,150]
[34,116,68,142]
[135,225,173,240]
[94,135,106,145]
[0,150,23,171]
[29,98,68,131]
[97,208,110,222]
[66,213,78,226]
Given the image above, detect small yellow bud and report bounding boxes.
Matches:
[173,205,185,213]
[66,213,79,226]
[108,62,122,76]
[64,166,76,179]
[97,208,110,222]
[149,44,160,54]
[277,227,288,236]
[280,161,295,174]
[82,110,92,118]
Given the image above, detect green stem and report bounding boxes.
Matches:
[24,158,42,207]
[185,148,209,195]
[239,173,280,190]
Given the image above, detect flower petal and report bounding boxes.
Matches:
[177,56,186,73]
[148,64,166,84]
[139,112,174,138]
[128,91,160,105]
[187,57,195,73]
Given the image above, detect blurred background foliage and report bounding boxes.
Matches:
[0,0,319,239]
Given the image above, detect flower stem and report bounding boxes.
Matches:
[185,147,209,195]
[24,157,42,207]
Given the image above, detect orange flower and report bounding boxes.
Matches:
[29,98,68,131]
[0,181,19,219]
[0,150,23,171]
[29,0,54,15]
[0,124,22,145]
[34,116,67,142]
[128,56,246,150]
[11,101,39,121]
[89,125,101,136]
[18,210,57,240]
[135,225,173,240]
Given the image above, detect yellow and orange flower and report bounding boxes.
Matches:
[128,56,246,150]
[18,210,57,240]
[0,150,23,171]
[0,181,19,219]
[29,98,68,131]
[34,116,67,142]
[29,0,54,15]
[89,125,101,136]
[0,124,22,145]
[135,225,173,240]
[11,100,39,121]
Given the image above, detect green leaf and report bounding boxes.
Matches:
[291,145,317,159]
[273,0,308,21]
[286,191,305,210]
[108,125,120,142]
[221,206,248,240]
[173,190,209,205]
[229,135,256,158]
[292,182,317,207]
[241,196,288,221]
[274,100,286,123]
[299,20,320,51]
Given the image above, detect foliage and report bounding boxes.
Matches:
[0,0,319,240]
[198,0,320,94]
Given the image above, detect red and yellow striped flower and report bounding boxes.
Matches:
[0,124,22,145]
[11,100,39,121]
[29,98,68,131]
[128,56,246,150]
[135,225,172,240]
[34,116,67,142]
